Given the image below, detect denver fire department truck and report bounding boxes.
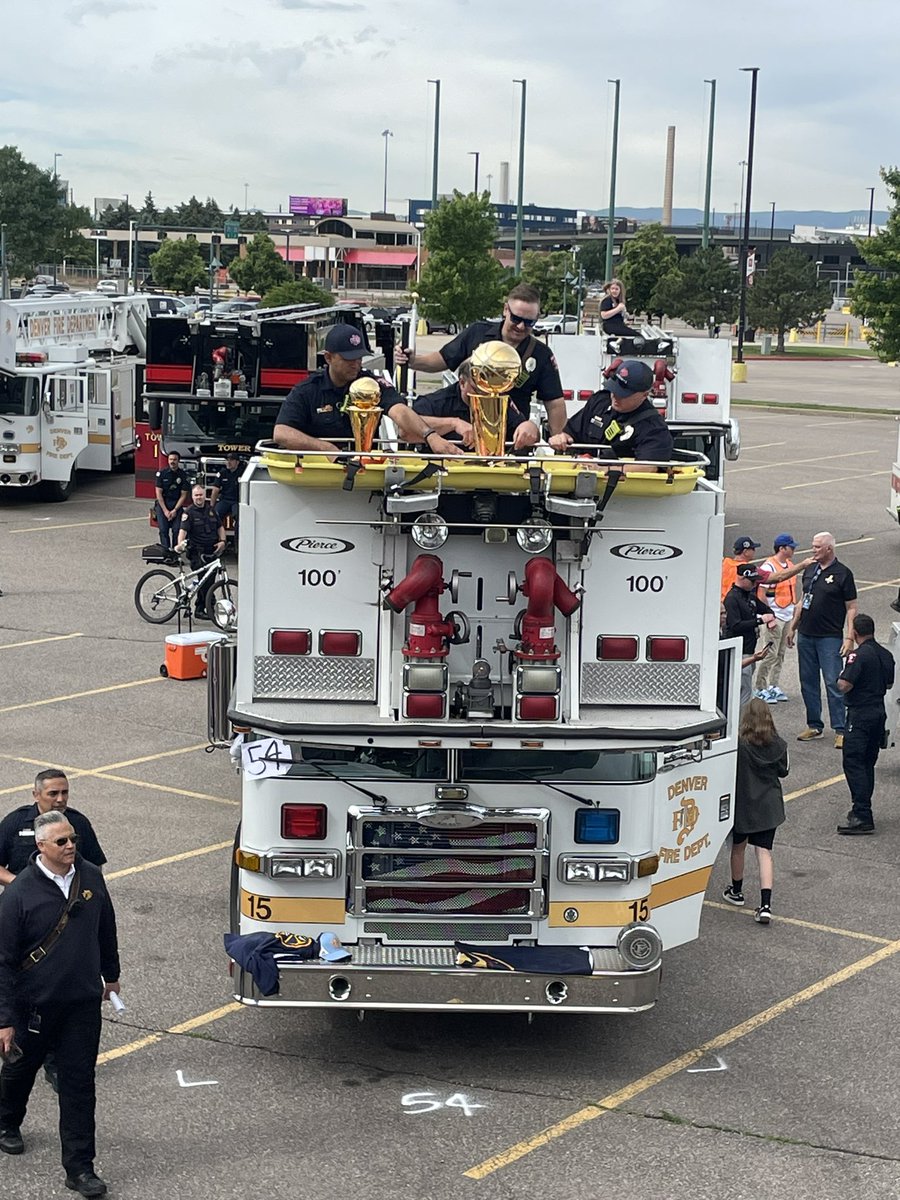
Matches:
[211,334,743,1015]
[0,294,146,500]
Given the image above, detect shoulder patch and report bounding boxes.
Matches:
[846,652,857,662]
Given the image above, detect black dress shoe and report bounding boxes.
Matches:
[44,1061,59,1093]
[0,1127,23,1154]
[891,599,900,614]
[65,1170,108,1197]
[837,816,875,834]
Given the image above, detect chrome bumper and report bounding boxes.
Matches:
[230,946,660,1014]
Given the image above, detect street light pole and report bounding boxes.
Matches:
[428,80,441,209]
[381,129,393,214]
[513,79,527,275]
[605,79,621,282]
[0,223,8,301]
[769,201,776,250]
[244,182,249,211]
[735,67,760,366]
[701,79,716,249]
[469,151,480,194]
[867,186,876,238]
[486,172,493,196]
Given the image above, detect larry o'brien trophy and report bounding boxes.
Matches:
[469,340,521,457]
[341,376,383,453]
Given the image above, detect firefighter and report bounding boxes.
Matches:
[836,613,895,834]
[412,359,540,451]
[210,453,242,534]
[273,325,460,456]
[176,485,225,619]
[153,451,190,552]
[548,359,673,464]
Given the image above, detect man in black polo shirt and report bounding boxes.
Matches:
[788,531,858,748]
[396,284,566,434]
[153,451,189,551]
[548,359,674,465]
[176,484,225,619]
[412,359,540,451]
[835,613,895,834]
[724,565,777,707]
[273,324,459,456]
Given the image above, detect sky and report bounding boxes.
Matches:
[4,0,898,221]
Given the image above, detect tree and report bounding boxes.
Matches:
[416,190,507,327]
[140,192,159,223]
[651,247,739,331]
[519,249,577,314]
[229,232,290,295]
[850,166,900,360]
[149,237,208,293]
[619,224,679,316]
[52,204,95,266]
[746,247,832,351]
[576,240,608,285]
[0,146,76,276]
[240,210,269,233]
[261,278,334,309]
[98,199,138,230]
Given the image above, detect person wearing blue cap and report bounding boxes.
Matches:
[274,324,460,456]
[754,534,814,703]
[548,359,673,464]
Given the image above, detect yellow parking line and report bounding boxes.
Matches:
[10,516,148,534]
[463,938,900,1179]
[784,774,844,802]
[0,677,162,714]
[91,771,238,806]
[857,579,900,593]
[703,901,892,944]
[729,450,875,475]
[96,744,209,772]
[782,470,889,491]
[97,1002,241,1067]
[107,841,232,881]
[0,633,84,651]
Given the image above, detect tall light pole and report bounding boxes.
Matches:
[381,130,393,217]
[738,160,748,223]
[486,172,493,196]
[701,79,716,249]
[0,223,9,301]
[605,79,621,282]
[469,151,480,194]
[735,68,760,366]
[867,186,876,238]
[52,152,62,179]
[769,201,776,250]
[513,79,527,275]
[244,182,249,211]
[428,80,441,209]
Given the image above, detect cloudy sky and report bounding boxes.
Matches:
[4,0,896,220]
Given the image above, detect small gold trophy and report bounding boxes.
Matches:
[469,340,521,457]
[342,376,383,454]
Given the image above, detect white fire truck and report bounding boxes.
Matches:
[0,294,146,499]
[212,336,743,1015]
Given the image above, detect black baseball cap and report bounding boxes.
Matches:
[736,563,759,580]
[733,536,760,553]
[607,359,654,397]
[324,324,367,359]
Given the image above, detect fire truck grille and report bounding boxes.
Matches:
[349,810,548,921]
[581,662,702,706]
[253,655,376,701]
[362,922,533,942]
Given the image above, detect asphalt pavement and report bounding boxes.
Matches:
[0,386,899,1199]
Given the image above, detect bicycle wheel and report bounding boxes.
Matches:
[208,578,238,632]
[134,569,181,624]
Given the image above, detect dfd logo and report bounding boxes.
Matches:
[610,543,683,560]
[281,536,355,555]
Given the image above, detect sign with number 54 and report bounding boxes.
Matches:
[241,737,293,778]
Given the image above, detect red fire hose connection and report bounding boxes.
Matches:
[385,554,457,658]
[517,557,581,662]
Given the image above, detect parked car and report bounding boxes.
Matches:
[96,278,121,295]
[535,314,579,335]
[210,298,260,317]
[394,312,458,335]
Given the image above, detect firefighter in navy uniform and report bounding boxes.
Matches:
[549,359,674,463]
[412,359,540,450]
[153,451,189,552]
[210,453,242,540]
[273,324,460,456]
[836,613,895,834]
[176,484,225,620]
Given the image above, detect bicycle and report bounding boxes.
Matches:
[134,548,238,631]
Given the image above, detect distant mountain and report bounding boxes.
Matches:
[587,207,887,230]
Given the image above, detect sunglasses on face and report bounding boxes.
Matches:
[506,310,537,328]
[51,835,79,847]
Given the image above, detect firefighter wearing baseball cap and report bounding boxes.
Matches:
[721,534,761,602]
[274,324,460,456]
[548,359,673,464]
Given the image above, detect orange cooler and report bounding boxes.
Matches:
[164,631,228,680]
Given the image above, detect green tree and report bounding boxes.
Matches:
[240,210,269,233]
[229,232,290,295]
[261,278,334,309]
[140,191,159,223]
[651,247,739,330]
[0,146,75,275]
[149,237,207,293]
[98,199,138,230]
[416,190,507,326]
[575,239,608,284]
[619,223,679,316]
[52,204,94,266]
[850,165,900,360]
[519,249,578,314]
[746,247,832,351]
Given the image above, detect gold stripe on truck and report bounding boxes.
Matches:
[240,891,345,924]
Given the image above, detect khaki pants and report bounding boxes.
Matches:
[755,617,791,691]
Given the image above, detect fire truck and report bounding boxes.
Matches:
[211,336,743,1015]
[0,294,147,500]
[136,305,389,498]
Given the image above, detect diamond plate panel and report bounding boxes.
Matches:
[254,655,376,701]
[581,662,701,706]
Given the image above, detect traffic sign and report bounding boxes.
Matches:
[223,220,240,239]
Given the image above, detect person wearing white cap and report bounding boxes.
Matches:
[754,534,813,703]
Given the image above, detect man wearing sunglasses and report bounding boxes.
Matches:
[396,284,567,434]
[0,810,120,1198]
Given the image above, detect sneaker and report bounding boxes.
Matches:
[761,688,779,705]
[890,599,900,614]
[0,1127,24,1155]
[722,885,745,907]
[834,733,844,749]
[770,686,789,702]
[797,727,824,741]
[754,904,771,924]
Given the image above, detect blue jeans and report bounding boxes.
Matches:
[797,634,846,732]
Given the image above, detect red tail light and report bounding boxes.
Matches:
[562,389,574,400]
[647,636,688,662]
[598,636,639,661]
[578,389,593,400]
[681,392,699,403]
[270,629,310,655]
[320,631,361,656]
[702,393,719,405]
[282,804,327,839]
[518,695,558,720]
[405,694,445,718]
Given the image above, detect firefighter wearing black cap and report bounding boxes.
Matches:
[835,613,895,834]
[548,359,674,464]
[274,325,460,456]
[724,563,777,707]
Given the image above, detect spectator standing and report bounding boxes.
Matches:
[721,536,760,601]
[153,451,189,552]
[754,533,809,702]
[724,564,777,706]
[835,613,895,834]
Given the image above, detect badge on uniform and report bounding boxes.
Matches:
[316,405,334,414]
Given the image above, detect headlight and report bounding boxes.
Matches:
[617,922,663,970]
[268,852,340,878]
[516,516,553,554]
[411,513,448,549]
[559,856,632,883]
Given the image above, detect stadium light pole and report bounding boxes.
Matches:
[701,79,716,249]
[381,129,393,215]
[735,67,759,366]
[867,186,875,238]
[469,151,480,193]
[605,79,621,281]
[428,80,440,209]
[513,79,527,275]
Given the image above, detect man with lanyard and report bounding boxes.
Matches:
[835,613,895,834]
[787,531,858,747]
[273,324,460,456]
[210,452,242,535]
[412,359,540,451]
[176,484,225,620]
[548,359,673,466]
[395,284,567,434]
[153,451,189,552]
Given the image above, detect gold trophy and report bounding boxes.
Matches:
[342,376,383,454]
[469,340,521,457]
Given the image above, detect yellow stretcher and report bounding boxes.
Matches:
[260,449,703,498]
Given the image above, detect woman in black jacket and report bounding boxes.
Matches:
[722,699,788,924]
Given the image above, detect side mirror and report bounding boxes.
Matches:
[147,399,162,432]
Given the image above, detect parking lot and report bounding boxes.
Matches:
[1,376,900,1198]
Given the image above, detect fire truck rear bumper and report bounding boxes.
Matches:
[231,950,661,1014]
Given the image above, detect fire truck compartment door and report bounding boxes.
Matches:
[41,374,88,481]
